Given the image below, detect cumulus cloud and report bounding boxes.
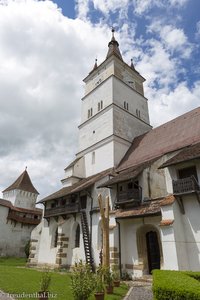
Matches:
[147,21,193,58]
[148,81,200,126]
[196,20,200,39]
[0,0,110,198]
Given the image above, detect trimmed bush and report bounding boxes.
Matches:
[153,270,200,300]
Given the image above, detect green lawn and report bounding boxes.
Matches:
[0,258,128,300]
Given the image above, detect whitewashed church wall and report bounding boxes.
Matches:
[2,190,17,206]
[84,60,114,96]
[84,142,114,177]
[113,138,131,167]
[79,108,113,153]
[37,218,58,265]
[171,201,189,270]
[0,206,33,257]
[181,195,200,270]
[15,190,37,209]
[81,77,113,123]
[160,224,179,270]
[113,106,150,143]
[141,158,167,200]
[113,76,150,124]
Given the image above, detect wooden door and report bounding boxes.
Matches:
[146,231,160,273]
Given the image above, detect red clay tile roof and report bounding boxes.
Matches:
[159,219,174,226]
[160,142,200,168]
[115,195,175,219]
[0,198,42,214]
[98,158,158,188]
[2,170,39,195]
[117,107,200,172]
[0,198,12,209]
[39,168,114,203]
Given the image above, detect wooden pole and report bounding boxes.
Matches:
[98,194,110,268]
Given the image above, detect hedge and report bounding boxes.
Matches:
[153,270,200,300]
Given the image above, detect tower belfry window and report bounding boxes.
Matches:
[92,151,95,164]
[88,108,93,119]
[124,101,129,111]
[98,101,103,112]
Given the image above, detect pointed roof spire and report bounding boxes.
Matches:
[92,58,98,71]
[130,58,135,70]
[106,27,123,61]
[2,169,39,195]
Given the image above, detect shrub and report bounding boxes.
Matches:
[71,261,95,300]
[40,268,52,292]
[153,270,200,300]
[24,240,31,259]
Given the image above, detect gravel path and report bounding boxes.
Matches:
[124,280,153,300]
[0,291,15,300]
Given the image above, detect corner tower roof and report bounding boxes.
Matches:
[2,169,39,195]
[106,28,123,61]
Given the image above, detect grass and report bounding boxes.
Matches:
[0,258,128,300]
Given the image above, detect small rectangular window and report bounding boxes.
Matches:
[98,102,100,111]
[92,151,95,164]
[101,100,103,109]
[88,109,90,118]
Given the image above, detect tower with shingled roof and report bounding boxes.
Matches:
[2,168,39,209]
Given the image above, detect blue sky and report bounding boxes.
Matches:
[51,0,200,87]
[0,0,199,198]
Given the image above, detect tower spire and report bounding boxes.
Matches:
[106,28,123,61]
[130,58,135,70]
[92,58,98,71]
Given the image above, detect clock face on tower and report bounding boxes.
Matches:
[94,74,103,87]
[123,74,135,89]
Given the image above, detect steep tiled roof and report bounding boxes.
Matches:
[115,195,175,219]
[64,157,82,170]
[98,158,157,188]
[117,107,200,172]
[106,29,123,61]
[39,168,114,203]
[0,198,42,214]
[0,198,12,209]
[160,142,200,168]
[2,170,39,195]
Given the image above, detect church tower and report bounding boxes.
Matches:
[2,169,39,209]
[77,29,151,177]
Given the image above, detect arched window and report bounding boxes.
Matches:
[75,224,80,248]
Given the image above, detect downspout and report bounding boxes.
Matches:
[116,219,122,278]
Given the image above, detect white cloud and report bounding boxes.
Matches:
[196,20,200,39]
[147,21,193,58]
[132,0,188,14]
[148,81,200,127]
[75,0,90,19]
[92,0,129,14]
[0,0,110,198]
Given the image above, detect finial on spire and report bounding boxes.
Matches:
[106,28,123,61]
[111,27,115,35]
[25,166,27,170]
[130,58,135,69]
[92,58,98,71]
